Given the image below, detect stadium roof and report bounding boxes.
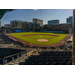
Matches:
[0,9,15,20]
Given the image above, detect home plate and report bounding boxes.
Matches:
[37,39,48,42]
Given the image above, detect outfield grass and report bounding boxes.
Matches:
[27,35,54,39]
[10,32,67,45]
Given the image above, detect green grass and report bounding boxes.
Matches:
[10,32,67,45]
[27,35,54,39]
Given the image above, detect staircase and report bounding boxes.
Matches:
[5,49,34,65]
[6,54,28,65]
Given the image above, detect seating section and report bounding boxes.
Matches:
[0,34,25,47]
[0,48,26,65]
[19,51,72,65]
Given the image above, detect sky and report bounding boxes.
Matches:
[0,9,73,26]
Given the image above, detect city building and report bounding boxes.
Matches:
[10,20,24,28]
[66,16,73,33]
[66,16,73,23]
[33,18,43,27]
[29,22,33,29]
[43,23,72,33]
[22,22,40,29]
[48,20,59,25]
[10,20,40,29]
[22,21,28,29]
[4,24,12,28]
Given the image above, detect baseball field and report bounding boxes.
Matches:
[9,32,68,47]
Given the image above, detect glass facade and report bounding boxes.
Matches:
[33,23,36,29]
[29,23,32,29]
[10,20,24,28]
[25,22,27,29]
[38,24,40,29]
[17,22,22,28]
[67,16,73,23]
[10,20,40,29]
[48,20,59,25]
[10,21,12,25]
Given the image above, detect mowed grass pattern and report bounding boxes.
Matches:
[10,32,67,45]
[27,35,54,39]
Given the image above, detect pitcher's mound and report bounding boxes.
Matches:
[37,39,48,42]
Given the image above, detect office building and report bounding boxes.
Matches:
[44,23,72,33]
[48,20,59,25]
[4,24,12,28]
[22,22,40,29]
[33,18,43,27]
[22,21,28,29]
[66,16,73,33]
[29,22,33,29]
[66,16,73,23]
[10,20,40,29]
[10,20,24,28]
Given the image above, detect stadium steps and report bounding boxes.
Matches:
[19,51,72,65]
[6,49,35,65]
[6,55,28,65]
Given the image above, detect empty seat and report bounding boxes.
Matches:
[19,62,25,65]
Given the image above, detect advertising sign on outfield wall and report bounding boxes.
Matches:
[14,29,23,33]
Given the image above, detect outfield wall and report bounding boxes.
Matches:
[14,29,23,33]
[13,30,63,33]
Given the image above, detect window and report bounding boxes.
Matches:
[52,26,53,28]
[57,26,59,28]
[34,20,37,23]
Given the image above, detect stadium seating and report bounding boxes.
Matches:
[0,34,26,47]
[0,48,26,65]
[19,51,72,65]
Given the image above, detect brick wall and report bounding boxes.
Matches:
[22,23,25,28]
[27,23,29,29]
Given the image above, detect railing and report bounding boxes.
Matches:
[3,53,19,65]
[3,51,26,65]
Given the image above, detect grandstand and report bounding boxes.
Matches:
[22,51,72,65]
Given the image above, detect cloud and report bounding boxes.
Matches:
[33,9,38,10]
